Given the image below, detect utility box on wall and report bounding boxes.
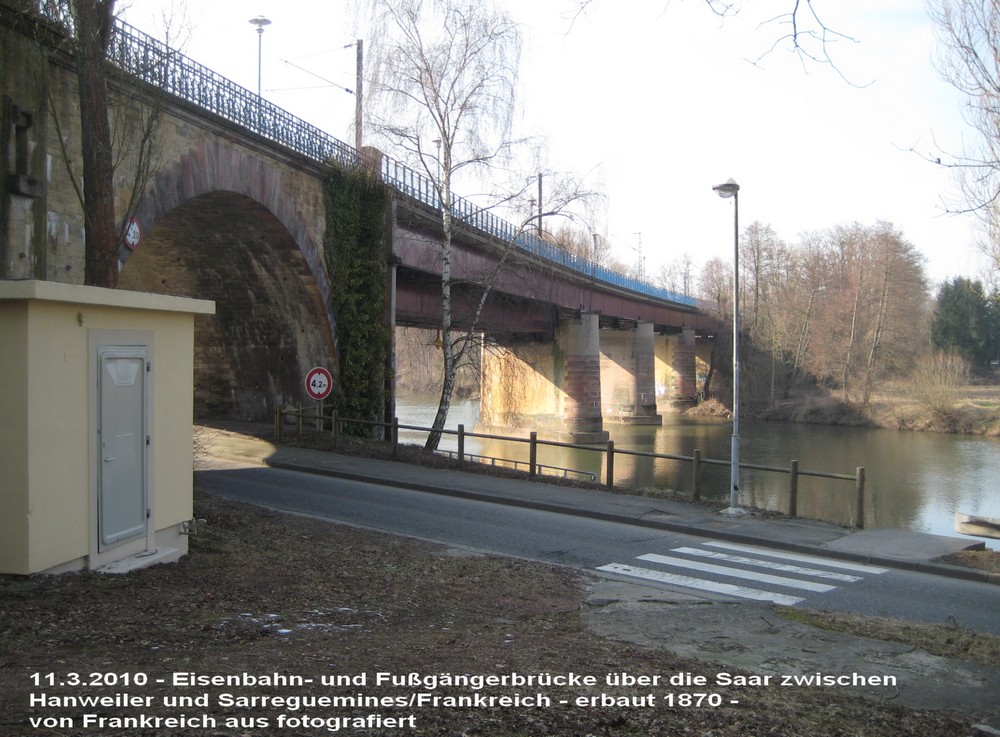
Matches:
[0,281,215,575]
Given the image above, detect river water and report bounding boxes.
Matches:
[397,394,1000,549]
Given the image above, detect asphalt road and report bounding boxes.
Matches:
[195,464,1000,636]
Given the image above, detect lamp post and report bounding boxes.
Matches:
[713,177,741,511]
[248,15,271,98]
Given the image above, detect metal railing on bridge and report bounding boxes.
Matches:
[34,5,696,308]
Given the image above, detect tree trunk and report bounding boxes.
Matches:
[75,0,119,288]
[862,257,891,408]
[425,177,454,451]
[792,289,815,377]
[841,278,863,400]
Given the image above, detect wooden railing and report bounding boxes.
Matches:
[274,403,867,529]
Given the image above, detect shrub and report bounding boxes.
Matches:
[908,351,970,420]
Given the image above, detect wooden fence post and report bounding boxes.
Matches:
[529,432,537,477]
[789,460,799,518]
[274,405,282,443]
[692,448,701,500]
[458,424,465,465]
[392,417,399,458]
[606,440,615,488]
[855,467,866,529]
[332,410,339,450]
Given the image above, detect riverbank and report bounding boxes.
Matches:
[698,383,1000,436]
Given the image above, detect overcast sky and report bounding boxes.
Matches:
[121,1,986,289]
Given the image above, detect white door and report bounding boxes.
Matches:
[97,347,148,549]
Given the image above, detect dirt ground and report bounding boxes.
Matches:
[1,488,999,737]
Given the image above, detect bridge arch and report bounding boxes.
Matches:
[120,188,337,420]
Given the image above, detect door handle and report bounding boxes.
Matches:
[103,457,115,462]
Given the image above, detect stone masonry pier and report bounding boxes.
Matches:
[480,317,706,442]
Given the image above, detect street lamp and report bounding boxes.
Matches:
[248,15,271,98]
[713,177,741,511]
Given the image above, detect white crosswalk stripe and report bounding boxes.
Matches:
[636,553,837,592]
[668,547,864,582]
[596,541,889,606]
[596,562,806,606]
[703,541,889,574]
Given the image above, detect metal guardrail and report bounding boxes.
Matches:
[436,449,596,483]
[31,4,696,308]
[274,403,867,529]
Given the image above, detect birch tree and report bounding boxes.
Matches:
[363,0,525,450]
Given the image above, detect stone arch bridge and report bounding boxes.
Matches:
[0,6,714,435]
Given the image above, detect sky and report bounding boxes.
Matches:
[119,0,988,289]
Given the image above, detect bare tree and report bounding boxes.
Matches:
[696,256,734,401]
[699,219,929,410]
[655,253,694,297]
[363,0,559,450]
[571,1,856,75]
[783,223,928,403]
[927,0,1000,277]
[33,0,169,288]
[71,0,119,287]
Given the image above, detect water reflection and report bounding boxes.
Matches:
[396,394,1000,549]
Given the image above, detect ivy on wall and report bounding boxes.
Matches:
[324,165,391,427]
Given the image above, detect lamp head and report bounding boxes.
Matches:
[249,15,271,33]
[712,178,740,199]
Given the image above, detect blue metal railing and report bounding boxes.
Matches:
[40,6,696,307]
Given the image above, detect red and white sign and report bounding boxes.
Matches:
[304,366,333,400]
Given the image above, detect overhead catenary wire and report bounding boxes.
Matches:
[279,57,354,94]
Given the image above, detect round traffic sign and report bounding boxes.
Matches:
[305,366,333,400]
[124,219,141,250]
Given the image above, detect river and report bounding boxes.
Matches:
[397,394,1000,550]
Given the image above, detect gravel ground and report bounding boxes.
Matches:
[1,487,998,737]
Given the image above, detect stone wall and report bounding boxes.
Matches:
[1,12,339,419]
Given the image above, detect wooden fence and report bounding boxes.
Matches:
[274,403,867,528]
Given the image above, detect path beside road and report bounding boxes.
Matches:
[196,423,994,584]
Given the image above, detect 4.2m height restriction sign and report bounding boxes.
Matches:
[305,366,333,401]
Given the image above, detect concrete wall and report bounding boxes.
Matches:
[599,322,660,424]
[655,327,700,411]
[0,281,214,575]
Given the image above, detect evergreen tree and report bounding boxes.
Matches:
[930,278,994,365]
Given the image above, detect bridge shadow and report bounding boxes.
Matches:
[120,192,336,421]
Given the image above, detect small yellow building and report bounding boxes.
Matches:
[0,280,214,575]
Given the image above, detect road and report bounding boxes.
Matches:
[195,464,1000,636]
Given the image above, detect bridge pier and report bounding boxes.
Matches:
[656,326,699,410]
[558,313,609,442]
[600,321,662,425]
[479,313,608,442]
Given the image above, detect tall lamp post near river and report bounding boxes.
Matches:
[713,178,741,511]
[249,15,271,98]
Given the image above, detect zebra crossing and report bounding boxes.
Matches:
[596,541,889,606]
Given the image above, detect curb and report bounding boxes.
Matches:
[264,459,1000,586]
